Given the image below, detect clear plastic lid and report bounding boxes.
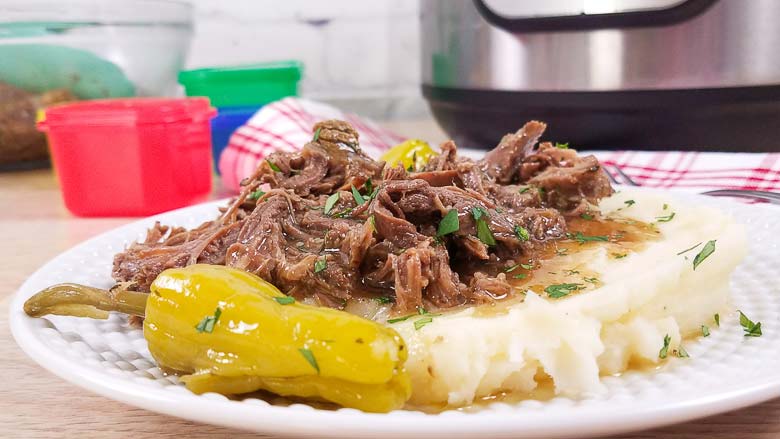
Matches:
[0,0,192,27]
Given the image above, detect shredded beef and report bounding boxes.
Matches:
[113,119,614,314]
[524,143,614,212]
[481,121,547,184]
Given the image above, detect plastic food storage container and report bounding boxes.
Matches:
[210,105,260,160]
[178,61,302,107]
[179,61,302,170]
[0,0,193,170]
[39,98,216,217]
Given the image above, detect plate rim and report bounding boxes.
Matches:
[10,188,780,438]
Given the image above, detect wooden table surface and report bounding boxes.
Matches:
[1,169,779,438]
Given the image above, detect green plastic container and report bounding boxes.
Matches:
[178,61,302,107]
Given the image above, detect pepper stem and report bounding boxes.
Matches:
[23,283,148,319]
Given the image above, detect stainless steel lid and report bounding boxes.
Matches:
[422,0,780,92]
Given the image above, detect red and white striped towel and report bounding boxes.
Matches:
[219,97,780,195]
[592,151,780,193]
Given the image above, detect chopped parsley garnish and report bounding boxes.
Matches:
[624,200,636,207]
[406,151,417,172]
[613,253,627,259]
[659,334,671,359]
[471,206,488,221]
[538,187,546,197]
[738,311,762,337]
[677,241,702,256]
[583,277,599,284]
[563,269,580,275]
[313,127,322,142]
[701,325,710,337]
[387,315,412,324]
[376,296,394,304]
[471,207,496,246]
[663,203,669,210]
[504,263,520,273]
[714,313,720,327]
[332,207,353,218]
[195,307,222,333]
[545,283,581,299]
[518,186,531,194]
[299,348,320,373]
[568,231,609,244]
[314,257,327,273]
[692,240,716,270]
[437,209,459,236]
[556,248,569,256]
[266,159,281,172]
[580,213,594,221]
[410,307,441,329]
[655,212,676,222]
[414,316,434,330]
[248,189,265,200]
[324,193,339,215]
[520,263,533,270]
[554,142,569,149]
[367,215,376,230]
[351,185,366,205]
[364,178,373,196]
[513,273,527,280]
[676,346,690,358]
[274,296,295,305]
[476,219,496,246]
[514,225,530,242]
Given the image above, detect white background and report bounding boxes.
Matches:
[186,0,423,119]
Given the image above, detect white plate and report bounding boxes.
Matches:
[10,188,780,438]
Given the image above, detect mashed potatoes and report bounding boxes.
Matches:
[389,189,747,407]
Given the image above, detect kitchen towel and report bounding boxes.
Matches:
[591,150,780,193]
[220,97,780,194]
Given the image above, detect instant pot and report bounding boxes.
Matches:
[421,0,780,151]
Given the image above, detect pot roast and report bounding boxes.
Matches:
[113,120,613,313]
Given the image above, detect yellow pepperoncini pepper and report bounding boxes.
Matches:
[23,264,411,412]
[380,139,437,170]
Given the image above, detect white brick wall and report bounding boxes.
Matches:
[186,0,424,118]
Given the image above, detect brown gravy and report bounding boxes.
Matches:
[460,215,660,318]
[371,215,661,321]
[506,216,660,296]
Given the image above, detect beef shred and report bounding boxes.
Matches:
[113,120,613,313]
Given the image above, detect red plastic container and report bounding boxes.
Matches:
[39,98,216,217]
